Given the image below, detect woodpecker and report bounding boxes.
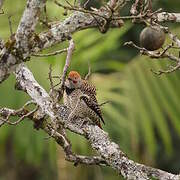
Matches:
[63,71,104,129]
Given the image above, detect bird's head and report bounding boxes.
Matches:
[65,71,82,89]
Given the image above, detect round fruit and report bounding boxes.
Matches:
[140,26,165,51]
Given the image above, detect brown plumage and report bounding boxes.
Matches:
[63,71,104,129]
[80,80,105,125]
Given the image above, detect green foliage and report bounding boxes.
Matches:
[91,57,180,161]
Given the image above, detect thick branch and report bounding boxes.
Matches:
[14,64,180,180]
[35,11,123,52]
[0,105,108,167]
[0,38,4,50]
[65,154,107,166]
[157,12,180,23]
[43,123,107,166]
[15,0,46,56]
[1,4,180,83]
[0,0,46,83]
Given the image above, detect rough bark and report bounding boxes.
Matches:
[1,5,180,83]
[0,0,46,83]
[14,64,180,180]
[1,1,180,179]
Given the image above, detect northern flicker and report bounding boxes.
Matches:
[63,71,104,129]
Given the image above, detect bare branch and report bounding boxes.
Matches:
[54,0,107,19]
[60,39,75,89]
[125,41,180,75]
[83,0,90,8]
[14,64,180,180]
[43,122,107,166]
[0,0,4,11]
[124,41,180,62]
[130,0,141,15]
[48,64,54,89]
[0,100,36,127]
[15,64,57,121]
[65,154,108,166]
[0,2,123,83]
[157,12,180,23]
[36,8,123,52]
[151,62,180,75]
[1,0,180,84]
[8,15,13,36]
[0,0,46,83]
[84,61,91,80]
[48,65,62,103]
[0,38,4,50]
[99,100,111,106]
[0,1,180,178]
[32,48,67,57]
[0,107,37,126]
[168,32,180,48]
[15,0,46,56]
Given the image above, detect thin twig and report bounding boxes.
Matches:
[44,5,48,23]
[60,38,75,89]
[14,64,180,179]
[125,41,180,75]
[49,64,54,88]
[54,0,107,19]
[3,107,37,125]
[64,0,73,7]
[48,65,62,103]
[32,48,67,57]
[151,63,180,75]
[85,61,91,80]
[0,101,36,126]
[83,0,90,8]
[124,41,180,62]
[168,32,180,48]
[44,122,107,166]
[0,9,4,14]
[8,15,13,36]
[130,0,140,15]
[99,100,111,106]
[0,0,4,12]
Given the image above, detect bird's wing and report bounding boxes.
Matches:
[81,80,97,95]
[81,80,98,103]
[80,80,105,124]
[81,95,105,125]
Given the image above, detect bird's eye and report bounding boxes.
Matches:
[68,78,71,81]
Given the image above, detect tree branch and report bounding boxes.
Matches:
[0,103,108,167]
[65,154,108,166]
[43,123,107,166]
[157,12,180,23]
[32,48,67,57]
[1,1,180,83]
[60,38,75,89]
[15,0,46,55]
[0,0,46,83]
[0,0,4,11]
[14,64,180,180]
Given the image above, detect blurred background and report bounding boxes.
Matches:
[0,0,180,179]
